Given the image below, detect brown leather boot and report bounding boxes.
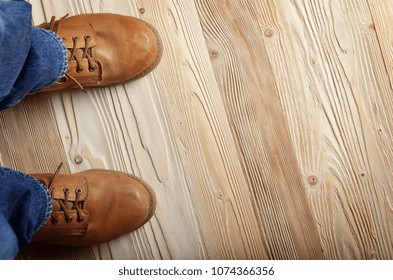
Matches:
[36,13,162,92]
[31,164,156,246]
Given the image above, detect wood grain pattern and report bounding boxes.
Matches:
[195,0,323,260]
[368,0,393,89]
[0,0,392,259]
[0,94,70,174]
[255,0,393,259]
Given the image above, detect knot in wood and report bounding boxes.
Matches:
[307,176,318,186]
[264,29,274,38]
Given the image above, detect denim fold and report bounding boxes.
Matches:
[0,0,67,110]
[0,167,51,260]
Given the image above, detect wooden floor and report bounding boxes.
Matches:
[1,0,392,259]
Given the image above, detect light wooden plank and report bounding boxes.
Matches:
[256,0,393,259]
[0,94,70,174]
[368,0,393,89]
[195,0,324,260]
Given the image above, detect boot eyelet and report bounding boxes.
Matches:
[51,217,58,225]
[89,65,97,72]
[58,77,67,84]
[84,35,91,40]
[66,217,73,223]
[63,187,70,193]
[75,188,83,194]
[76,67,84,73]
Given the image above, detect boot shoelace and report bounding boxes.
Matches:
[48,163,86,224]
[48,14,98,91]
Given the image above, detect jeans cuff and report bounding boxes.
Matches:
[39,28,68,88]
[32,178,52,233]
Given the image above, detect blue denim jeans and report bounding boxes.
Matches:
[0,167,52,259]
[0,0,67,110]
[0,0,65,259]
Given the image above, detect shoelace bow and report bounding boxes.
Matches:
[48,14,98,91]
[48,163,86,224]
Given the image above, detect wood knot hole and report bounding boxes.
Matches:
[264,29,274,38]
[307,176,318,186]
[209,50,219,59]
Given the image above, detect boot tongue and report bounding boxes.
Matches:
[29,173,54,189]
[52,200,60,211]
[71,48,84,60]
[52,200,74,211]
